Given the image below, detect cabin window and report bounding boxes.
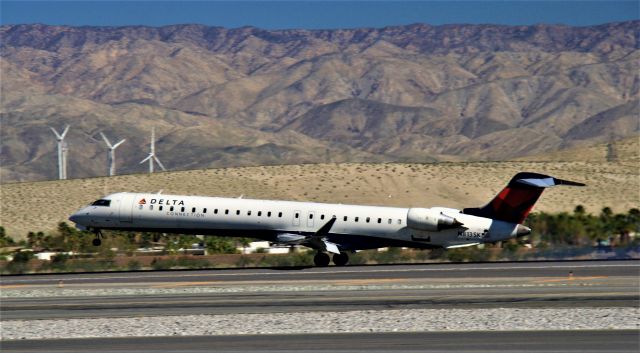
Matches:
[203,208,207,213]
[236,210,240,215]
[192,207,196,213]
[343,216,348,221]
[320,214,325,220]
[355,217,359,222]
[309,214,313,219]
[397,219,402,225]
[159,206,163,211]
[388,219,392,224]
[181,207,185,212]
[366,217,370,223]
[149,205,154,211]
[377,218,381,224]
[225,209,229,215]
[278,212,283,217]
[258,211,262,217]
[214,209,218,214]
[267,211,271,217]
[248,211,252,216]
[295,213,299,219]
[170,206,174,211]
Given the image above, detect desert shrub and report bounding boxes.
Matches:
[151,257,177,270]
[235,255,254,268]
[126,259,142,271]
[6,251,33,274]
[176,256,210,269]
[48,253,69,271]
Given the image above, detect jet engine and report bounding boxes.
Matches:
[406,208,463,232]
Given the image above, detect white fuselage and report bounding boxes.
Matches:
[70,192,524,250]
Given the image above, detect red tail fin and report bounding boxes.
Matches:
[463,172,585,224]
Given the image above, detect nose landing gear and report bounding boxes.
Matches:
[91,229,103,246]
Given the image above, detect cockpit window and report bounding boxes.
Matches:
[91,199,111,207]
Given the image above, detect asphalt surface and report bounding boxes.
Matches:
[2,260,638,320]
[2,260,638,285]
[2,330,639,353]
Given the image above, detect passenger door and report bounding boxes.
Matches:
[119,193,136,224]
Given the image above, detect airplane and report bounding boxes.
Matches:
[69,172,584,267]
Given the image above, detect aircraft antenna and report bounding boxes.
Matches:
[50,125,70,180]
[100,132,126,177]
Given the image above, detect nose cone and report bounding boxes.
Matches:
[69,208,89,226]
[69,211,82,224]
[516,224,531,237]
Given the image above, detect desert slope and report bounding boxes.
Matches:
[1,22,638,182]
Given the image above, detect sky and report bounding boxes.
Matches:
[1,1,638,29]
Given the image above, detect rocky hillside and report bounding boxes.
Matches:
[1,22,638,181]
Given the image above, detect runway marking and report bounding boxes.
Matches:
[333,279,404,286]
[533,276,608,283]
[0,284,28,289]
[2,263,638,284]
[150,281,221,288]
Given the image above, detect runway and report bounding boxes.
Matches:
[3,260,638,285]
[3,330,639,353]
[1,260,638,352]
[2,260,638,320]
[2,260,639,320]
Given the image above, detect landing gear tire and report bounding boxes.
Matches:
[92,229,103,247]
[313,252,331,267]
[332,252,349,266]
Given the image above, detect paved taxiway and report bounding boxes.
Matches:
[1,260,638,320]
[3,330,639,353]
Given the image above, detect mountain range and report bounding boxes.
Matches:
[1,21,638,182]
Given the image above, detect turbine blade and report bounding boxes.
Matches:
[50,127,62,139]
[60,125,70,139]
[154,156,166,171]
[140,155,152,164]
[99,132,113,147]
[112,139,126,149]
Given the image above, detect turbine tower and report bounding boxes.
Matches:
[100,132,126,176]
[50,125,70,180]
[139,127,166,173]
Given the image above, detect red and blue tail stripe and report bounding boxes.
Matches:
[463,172,585,224]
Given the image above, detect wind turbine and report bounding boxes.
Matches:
[50,125,70,180]
[100,132,126,176]
[139,127,166,173]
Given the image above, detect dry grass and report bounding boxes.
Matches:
[1,157,639,239]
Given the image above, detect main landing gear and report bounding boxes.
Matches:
[313,251,349,267]
[332,252,349,266]
[313,252,330,267]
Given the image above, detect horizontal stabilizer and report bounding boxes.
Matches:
[515,174,585,188]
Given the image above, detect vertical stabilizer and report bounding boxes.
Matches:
[463,172,585,224]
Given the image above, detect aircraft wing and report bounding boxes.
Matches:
[273,216,342,254]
